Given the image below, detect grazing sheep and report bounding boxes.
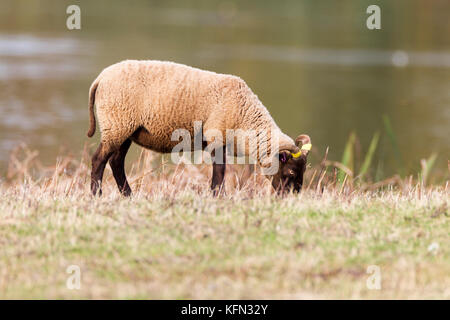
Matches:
[87,60,311,196]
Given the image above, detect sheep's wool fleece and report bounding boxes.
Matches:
[92,60,295,165]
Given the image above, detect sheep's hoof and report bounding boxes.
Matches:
[211,187,225,197]
[121,189,132,197]
[91,189,102,197]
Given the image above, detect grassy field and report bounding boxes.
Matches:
[0,145,448,299]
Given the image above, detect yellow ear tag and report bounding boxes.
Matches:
[291,144,312,158]
[301,143,312,151]
[291,151,302,158]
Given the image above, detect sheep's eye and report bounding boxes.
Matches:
[288,169,295,177]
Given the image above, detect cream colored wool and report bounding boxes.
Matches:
[88,60,298,165]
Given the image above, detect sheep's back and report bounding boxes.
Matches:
[94,60,233,151]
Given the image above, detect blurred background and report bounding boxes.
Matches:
[0,0,449,177]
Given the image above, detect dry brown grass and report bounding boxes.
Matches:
[3,143,448,199]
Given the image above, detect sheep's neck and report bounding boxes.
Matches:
[234,103,283,167]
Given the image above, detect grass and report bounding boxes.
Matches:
[0,144,448,299]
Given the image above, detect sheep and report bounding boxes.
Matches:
[87,60,312,196]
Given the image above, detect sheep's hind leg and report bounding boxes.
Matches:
[210,145,226,196]
[91,142,114,196]
[109,139,132,196]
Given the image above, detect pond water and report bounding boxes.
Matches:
[0,0,449,176]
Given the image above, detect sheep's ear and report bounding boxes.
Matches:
[279,151,291,163]
[295,134,311,147]
[295,134,312,157]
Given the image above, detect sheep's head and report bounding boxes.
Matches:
[271,134,311,194]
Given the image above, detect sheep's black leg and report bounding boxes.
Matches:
[210,145,226,196]
[109,139,132,196]
[91,143,113,196]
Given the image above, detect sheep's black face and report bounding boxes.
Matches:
[271,134,311,194]
[272,152,307,193]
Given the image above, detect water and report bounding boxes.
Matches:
[0,0,449,176]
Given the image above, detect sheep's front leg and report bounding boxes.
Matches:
[210,145,226,196]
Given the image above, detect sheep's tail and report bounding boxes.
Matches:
[87,78,99,137]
